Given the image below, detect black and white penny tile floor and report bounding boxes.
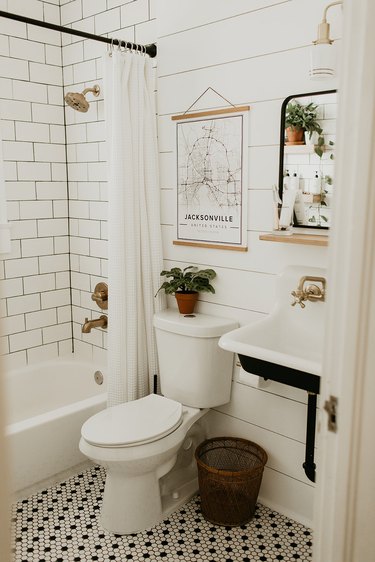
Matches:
[11,466,312,561]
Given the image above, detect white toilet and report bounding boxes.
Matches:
[79,310,237,534]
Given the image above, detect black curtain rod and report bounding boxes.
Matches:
[0,10,157,58]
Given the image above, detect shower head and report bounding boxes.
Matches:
[64,85,100,112]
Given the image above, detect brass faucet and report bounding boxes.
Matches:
[82,315,108,333]
[291,276,326,308]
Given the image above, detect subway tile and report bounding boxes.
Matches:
[68,163,88,181]
[41,287,71,310]
[76,142,99,162]
[53,200,69,218]
[26,308,57,330]
[62,41,84,67]
[18,162,51,182]
[36,182,67,200]
[0,19,27,40]
[89,201,107,220]
[43,3,61,26]
[0,56,29,81]
[4,162,17,181]
[121,0,148,27]
[45,45,62,67]
[0,277,23,298]
[0,335,9,355]
[6,182,36,201]
[77,182,100,201]
[10,220,37,240]
[4,257,38,279]
[27,342,59,364]
[32,103,64,124]
[69,200,89,219]
[21,237,54,258]
[51,163,67,181]
[58,339,73,356]
[23,273,55,295]
[7,201,20,220]
[80,255,101,275]
[7,293,40,316]
[54,236,69,254]
[15,122,50,143]
[30,62,63,86]
[37,218,68,237]
[86,121,105,142]
[94,8,121,35]
[2,349,27,370]
[3,141,34,162]
[27,25,61,47]
[34,143,66,163]
[39,253,69,274]
[47,86,64,107]
[57,305,72,324]
[66,123,87,144]
[43,322,71,344]
[72,60,97,84]
[12,80,48,104]
[9,0,44,20]
[0,99,31,121]
[9,37,45,63]
[71,270,90,291]
[9,328,42,352]
[55,271,70,289]
[90,238,107,259]
[88,162,106,182]
[61,0,83,25]
[1,119,15,140]
[83,0,106,19]
[20,201,53,219]
[0,34,9,56]
[1,314,25,337]
[50,124,66,144]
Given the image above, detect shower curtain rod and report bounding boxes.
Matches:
[0,10,157,58]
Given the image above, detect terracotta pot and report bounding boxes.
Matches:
[175,292,199,315]
[285,126,305,145]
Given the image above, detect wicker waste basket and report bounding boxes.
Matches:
[195,437,268,526]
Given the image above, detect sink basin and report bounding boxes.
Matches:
[219,266,326,393]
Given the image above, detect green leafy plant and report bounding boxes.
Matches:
[285,101,323,137]
[156,266,216,296]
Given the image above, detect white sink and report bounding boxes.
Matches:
[219,266,326,381]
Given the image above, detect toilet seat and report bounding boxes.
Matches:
[81,394,183,448]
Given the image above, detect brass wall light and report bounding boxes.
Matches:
[310,1,343,80]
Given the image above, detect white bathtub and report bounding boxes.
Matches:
[4,358,107,494]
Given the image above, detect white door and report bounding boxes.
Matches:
[313,1,375,561]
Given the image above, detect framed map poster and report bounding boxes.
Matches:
[172,105,249,251]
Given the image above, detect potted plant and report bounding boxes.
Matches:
[156,266,216,314]
[285,100,323,145]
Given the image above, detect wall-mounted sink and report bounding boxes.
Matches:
[219,266,327,483]
[219,266,326,393]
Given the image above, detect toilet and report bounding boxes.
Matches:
[79,310,237,534]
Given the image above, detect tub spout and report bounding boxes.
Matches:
[82,315,108,333]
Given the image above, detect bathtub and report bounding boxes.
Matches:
[4,358,107,494]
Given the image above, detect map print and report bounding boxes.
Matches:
[177,114,244,245]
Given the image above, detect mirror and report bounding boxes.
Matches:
[278,90,337,229]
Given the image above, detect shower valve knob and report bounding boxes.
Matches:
[91,282,108,310]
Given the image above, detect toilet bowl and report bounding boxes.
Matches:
[80,310,238,534]
[79,394,207,534]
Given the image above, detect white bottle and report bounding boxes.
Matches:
[279,189,297,229]
[289,172,300,191]
[310,172,321,195]
[283,170,290,191]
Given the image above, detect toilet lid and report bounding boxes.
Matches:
[81,394,183,447]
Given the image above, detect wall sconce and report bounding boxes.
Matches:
[310,1,343,80]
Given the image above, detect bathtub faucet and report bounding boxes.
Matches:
[82,315,108,333]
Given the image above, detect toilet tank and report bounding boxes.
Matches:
[153,310,238,408]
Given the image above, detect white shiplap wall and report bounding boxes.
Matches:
[156,0,341,525]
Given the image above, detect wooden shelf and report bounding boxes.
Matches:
[259,233,329,246]
[284,144,334,155]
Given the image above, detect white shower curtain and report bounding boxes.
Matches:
[104,51,165,406]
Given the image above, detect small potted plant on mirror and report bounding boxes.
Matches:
[285,100,323,146]
[156,266,216,314]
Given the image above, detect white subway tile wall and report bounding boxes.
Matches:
[0,0,72,369]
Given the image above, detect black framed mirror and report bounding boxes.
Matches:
[278,90,337,229]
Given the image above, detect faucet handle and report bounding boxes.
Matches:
[291,291,306,308]
[91,282,108,310]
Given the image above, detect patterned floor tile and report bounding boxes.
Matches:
[11,466,312,561]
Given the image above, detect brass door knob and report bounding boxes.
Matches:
[91,282,108,310]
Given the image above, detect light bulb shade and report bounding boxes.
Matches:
[309,42,336,80]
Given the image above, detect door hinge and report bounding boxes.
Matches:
[324,395,338,432]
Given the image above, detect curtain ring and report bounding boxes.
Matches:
[107,37,114,57]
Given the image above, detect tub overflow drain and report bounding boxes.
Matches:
[94,370,104,385]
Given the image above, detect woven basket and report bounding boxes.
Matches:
[195,437,268,526]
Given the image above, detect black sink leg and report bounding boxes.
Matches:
[303,392,317,483]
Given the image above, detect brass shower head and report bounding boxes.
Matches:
[64,84,100,112]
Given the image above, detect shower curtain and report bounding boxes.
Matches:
[104,51,165,406]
